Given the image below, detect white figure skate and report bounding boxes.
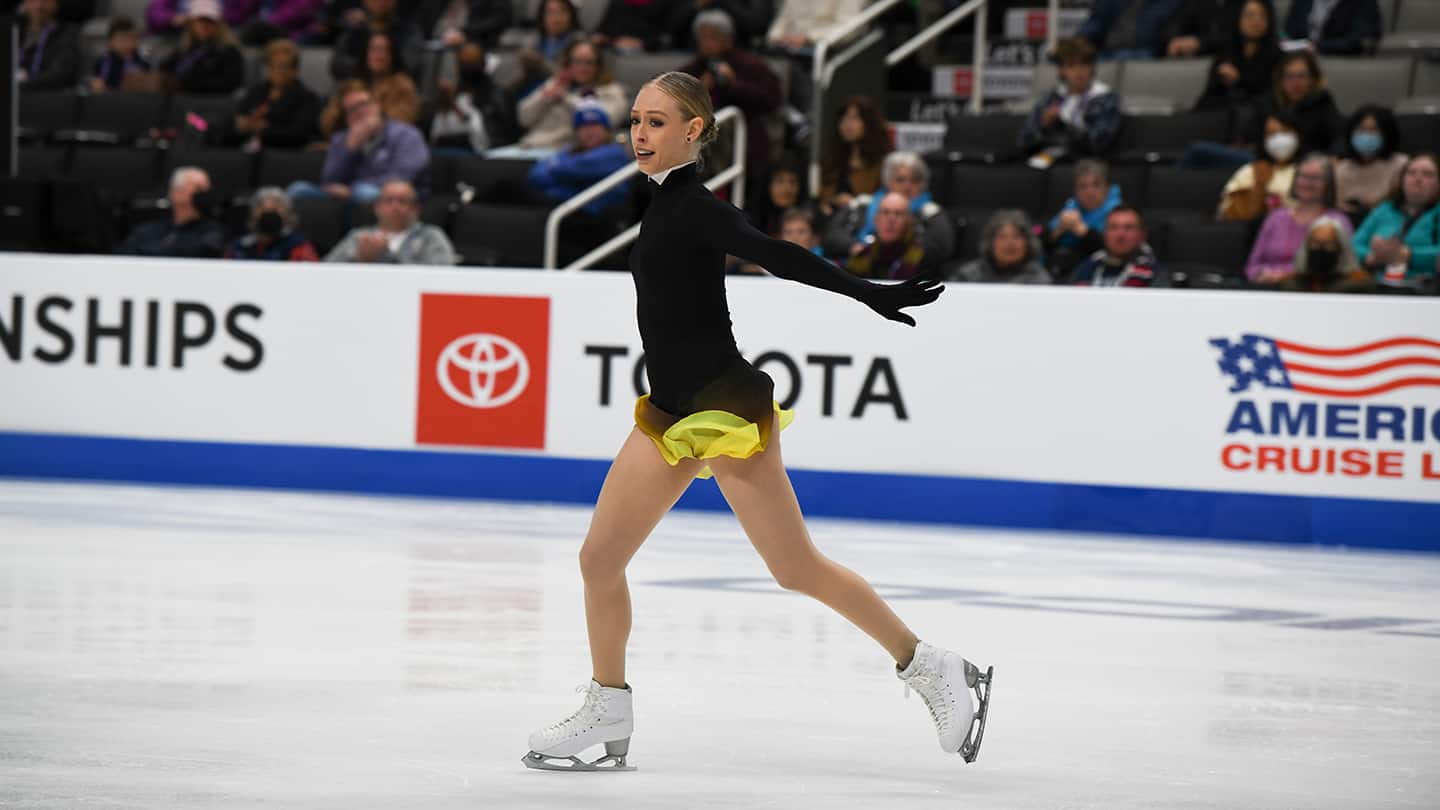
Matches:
[522,680,635,772]
[898,640,993,762]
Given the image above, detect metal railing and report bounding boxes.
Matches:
[809,0,992,191]
[544,105,747,271]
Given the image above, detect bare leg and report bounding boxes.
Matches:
[580,428,703,688]
[707,420,920,667]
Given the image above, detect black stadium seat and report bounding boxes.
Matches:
[167,93,242,132]
[939,114,1024,164]
[947,165,1048,219]
[1162,219,1252,279]
[56,92,168,144]
[68,146,162,197]
[292,196,348,256]
[18,92,79,141]
[255,149,327,189]
[1142,166,1233,220]
[18,146,71,180]
[1113,110,1228,165]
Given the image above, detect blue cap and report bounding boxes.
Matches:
[573,101,611,130]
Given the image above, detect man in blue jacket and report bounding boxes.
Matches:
[527,101,630,216]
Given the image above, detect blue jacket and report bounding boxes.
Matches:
[1048,183,1122,247]
[856,191,936,244]
[1352,200,1440,285]
[528,143,630,215]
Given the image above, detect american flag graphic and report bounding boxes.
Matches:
[1210,335,1440,398]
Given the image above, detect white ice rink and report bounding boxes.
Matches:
[1,479,1438,809]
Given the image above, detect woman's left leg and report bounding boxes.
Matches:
[706,420,919,667]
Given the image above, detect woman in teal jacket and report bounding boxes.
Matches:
[1352,152,1440,289]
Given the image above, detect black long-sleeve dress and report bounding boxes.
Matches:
[630,161,896,469]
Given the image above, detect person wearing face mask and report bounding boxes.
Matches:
[226,188,320,261]
[1335,106,1408,222]
[1244,153,1350,285]
[116,167,227,258]
[429,41,515,153]
[1284,215,1371,292]
[951,209,1053,284]
[1219,111,1302,221]
[1353,153,1440,290]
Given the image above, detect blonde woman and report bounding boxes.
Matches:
[522,72,990,772]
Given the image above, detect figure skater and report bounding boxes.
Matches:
[522,71,992,772]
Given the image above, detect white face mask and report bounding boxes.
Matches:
[1266,132,1299,162]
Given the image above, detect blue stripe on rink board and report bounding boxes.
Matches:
[1,431,1436,552]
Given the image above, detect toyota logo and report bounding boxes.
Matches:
[436,333,530,409]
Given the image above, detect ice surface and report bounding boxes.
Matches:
[2,480,1438,809]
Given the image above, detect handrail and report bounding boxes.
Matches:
[809,0,992,189]
[546,105,747,272]
[1047,0,1060,54]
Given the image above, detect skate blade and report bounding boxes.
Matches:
[521,751,636,772]
[958,665,993,764]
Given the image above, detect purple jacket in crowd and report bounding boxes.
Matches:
[148,0,322,38]
[321,120,430,190]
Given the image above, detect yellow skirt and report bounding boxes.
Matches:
[634,394,795,480]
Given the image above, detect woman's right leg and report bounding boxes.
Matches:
[581,428,702,688]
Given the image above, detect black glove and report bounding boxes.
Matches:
[862,276,945,327]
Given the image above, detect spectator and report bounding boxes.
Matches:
[359,31,421,126]
[116,167,226,258]
[1159,0,1245,58]
[325,179,457,264]
[779,207,822,254]
[1194,0,1280,111]
[1353,153,1440,290]
[221,38,322,150]
[844,192,937,281]
[1335,105,1408,221]
[1283,0,1381,55]
[1219,111,1302,221]
[162,0,246,94]
[503,0,582,97]
[748,154,812,237]
[679,10,783,184]
[517,38,628,150]
[1044,159,1122,277]
[1245,153,1350,285]
[1019,38,1121,170]
[226,187,320,260]
[90,16,150,92]
[819,96,889,216]
[145,0,193,34]
[1285,215,1372,292]
[290,82,430,203]
[767,0,864,51]
[430,42,515,153]
[950,209,1052,285]
[417,0,513,49]
[823,151,955,264]
[18,0,80,90]
[331,0,424,82]
[594,0,670,52]
[669,0,775,50]
[527,101,631,215]
[224,0,324,44]
[1070,206,1161,286]
[1253,50,1342,154]
[1078,0,1183,59]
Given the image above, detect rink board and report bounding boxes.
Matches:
[1,254,1437,548]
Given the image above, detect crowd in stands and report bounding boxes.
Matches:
[5,0,1438,293]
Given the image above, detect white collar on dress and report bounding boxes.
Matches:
[649,160,696,185]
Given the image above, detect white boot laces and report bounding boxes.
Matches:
[543,683,608,737]
[903,667,951,732]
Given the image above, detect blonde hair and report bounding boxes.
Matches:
[645,71,719,153]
